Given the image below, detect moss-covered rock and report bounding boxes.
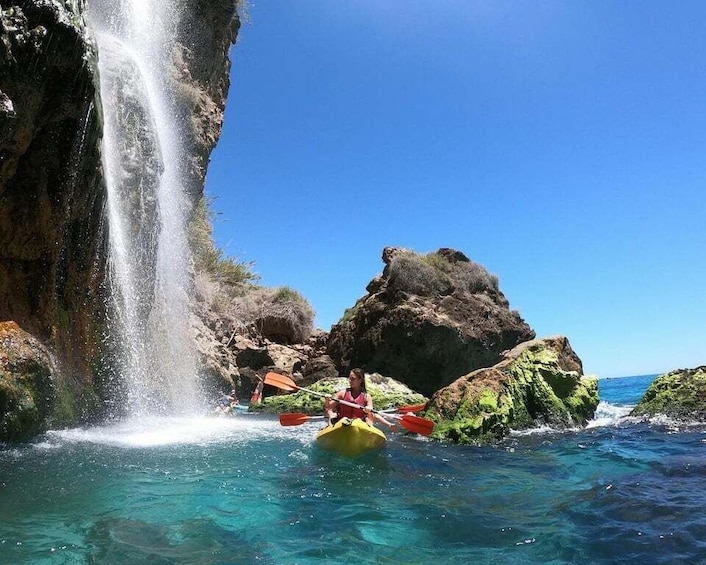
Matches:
[631,367,706,421]
[0,322,56,442]
[255,372,427,415]
[425,336,599,445]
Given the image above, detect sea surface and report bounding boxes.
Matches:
[2,374,705,564]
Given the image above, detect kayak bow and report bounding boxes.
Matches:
[316,417,386,458]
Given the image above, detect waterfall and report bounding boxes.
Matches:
[88,1,203,416]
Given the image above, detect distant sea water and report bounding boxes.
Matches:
[2,373,706,564]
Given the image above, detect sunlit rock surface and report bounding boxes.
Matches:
[631,366,706,422]
[425,336,599,444]
[0,321,56,442]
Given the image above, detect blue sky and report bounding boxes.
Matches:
[205,1,706,379]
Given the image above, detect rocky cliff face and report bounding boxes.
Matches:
[0,1,105,427]
[169,0,241,200]
[191,284,338,402]
[327,247,536,396]
[0,0,241,440]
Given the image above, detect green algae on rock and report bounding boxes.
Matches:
[0,322,56,442]
[631,367,706,421]
[425,336,599,445]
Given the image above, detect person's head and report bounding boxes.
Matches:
[348,368,366,392]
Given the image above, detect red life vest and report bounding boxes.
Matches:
[337,388,368,419]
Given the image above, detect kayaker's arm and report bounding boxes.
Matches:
[370,411,398,430]
[364,394,375,425]
[325,392,343,424]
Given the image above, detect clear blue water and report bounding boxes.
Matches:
[2,374,706,564]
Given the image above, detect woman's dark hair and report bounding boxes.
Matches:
[351,368,366,392]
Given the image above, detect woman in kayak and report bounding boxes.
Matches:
[325,368,397,429]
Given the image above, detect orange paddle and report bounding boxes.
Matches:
[279,413,326,426]
[396,403,427,414]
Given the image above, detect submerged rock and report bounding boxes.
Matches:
[425,336,599,444]
[327,247,536,396]
[631,367,706,422]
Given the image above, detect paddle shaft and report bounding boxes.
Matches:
[302,390,414,423]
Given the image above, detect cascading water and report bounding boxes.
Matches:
[88,0,203,416]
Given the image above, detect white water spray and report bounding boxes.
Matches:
[88,0,202,415]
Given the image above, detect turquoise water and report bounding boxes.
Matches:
[2,375,706,564]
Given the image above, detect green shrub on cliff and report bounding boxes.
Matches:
[388,251,452,296]
[189,196,258,289]
[190,197,316,343]
[388,249,500,297]
[228,286,315,343]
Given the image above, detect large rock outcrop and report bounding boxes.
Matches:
[425,336,599,444]
[631,366,706,422]
[192,272,331,400]
[327,247,536,397]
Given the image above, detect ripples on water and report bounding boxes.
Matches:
[1,375,705,564]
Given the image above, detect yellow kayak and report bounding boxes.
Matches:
[316,417,387,458]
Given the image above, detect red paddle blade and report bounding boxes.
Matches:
[279,413,312,426]
[264,372,299,392]
[400,414,435,436]
[397,403,427,414]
